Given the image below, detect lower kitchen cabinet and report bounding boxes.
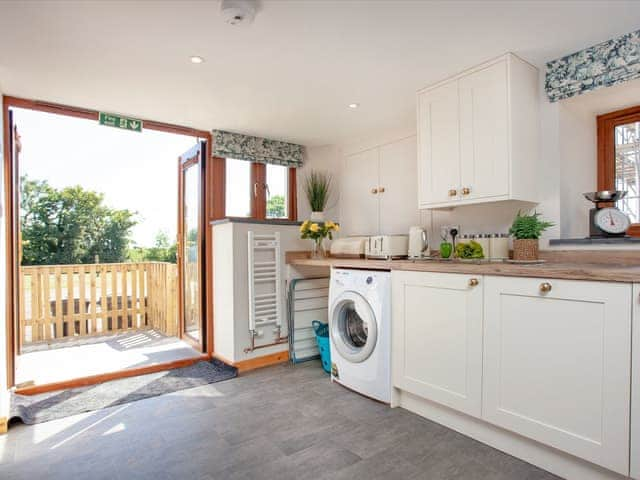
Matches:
[632,284,640,480]
[482,276,632,475]
[392,271,483,417]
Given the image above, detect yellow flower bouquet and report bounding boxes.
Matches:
[300,220,339,258]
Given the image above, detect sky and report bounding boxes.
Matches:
[13,107,197,247]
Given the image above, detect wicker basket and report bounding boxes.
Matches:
[513,239,539,261]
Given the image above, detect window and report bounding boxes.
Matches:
[266,164,289,219]
[597,105,640,236]
[225,158,252,217]
[614,122,640,223]
[223,159,297,221]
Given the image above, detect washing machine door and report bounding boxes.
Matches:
[330,291,377,363]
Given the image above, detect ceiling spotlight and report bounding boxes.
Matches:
[190,56,205,64]
[348,103,360,109]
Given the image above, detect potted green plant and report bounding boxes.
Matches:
[304,170,332,222]
[509,211,554,261]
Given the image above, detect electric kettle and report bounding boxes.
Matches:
[408,226,429,259]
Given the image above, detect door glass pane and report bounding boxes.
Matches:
[615,121,640,223]
[183,164,200,340]
[339,302,368,348]
[225,158,251,217]
[266,164,288,218]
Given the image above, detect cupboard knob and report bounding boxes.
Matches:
[468,278,479,287]
[379,187,385,193]
[371,188,378,194]
[462,187,471,195]
[448,189,457,197]
[539,282,552,293]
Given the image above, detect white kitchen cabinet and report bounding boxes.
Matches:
[459,60,509,201]
[392,270,483,418]
[379,136,420,235]
[482,275,632,475]
[632,283,640,480]
[341,147,380,236]
[417,53,539,209]
[342,136,420,236]
[417,81,460,206]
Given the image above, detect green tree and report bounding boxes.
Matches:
[20,177,137,265]
[266,194,286,218]
[128,231,177,263]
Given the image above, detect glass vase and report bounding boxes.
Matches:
[311,238,327,259]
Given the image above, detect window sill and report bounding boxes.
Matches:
[549,237,640,246]
[210,217,302,226]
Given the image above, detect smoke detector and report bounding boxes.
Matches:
[220,0,257,26]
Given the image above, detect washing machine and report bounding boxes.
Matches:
[328,268,392,403]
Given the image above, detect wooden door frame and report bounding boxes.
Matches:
[2,95,217,390]
[177,144,206,352]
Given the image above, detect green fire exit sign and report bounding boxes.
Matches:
[98,112,143,132]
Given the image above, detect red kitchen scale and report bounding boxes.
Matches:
[583,191,631,237]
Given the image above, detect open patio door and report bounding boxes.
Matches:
[5,110,21,387]
[178,142,206,352]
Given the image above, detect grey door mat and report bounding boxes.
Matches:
[10,359,237,425]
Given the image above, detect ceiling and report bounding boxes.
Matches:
[1,1,639,147]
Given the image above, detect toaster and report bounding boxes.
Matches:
[365,235,409,260]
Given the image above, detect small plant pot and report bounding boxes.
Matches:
[513,239,539,261]
[310,211,325,222]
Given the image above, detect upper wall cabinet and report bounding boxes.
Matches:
[417,53,539,209]
[342,136,420,236]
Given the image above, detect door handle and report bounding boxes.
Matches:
[539,282,552,293]
[462,187,471,195]
[448,189,457,197]
[371,188,378,194]
[378,187,385,193]
[468,278,479,287]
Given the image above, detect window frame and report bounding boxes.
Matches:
[597,105,640,237]
[223,159,297,222]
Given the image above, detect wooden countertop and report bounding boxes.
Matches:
[286,253,640,283]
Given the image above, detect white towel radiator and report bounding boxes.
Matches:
[246,231,286,352]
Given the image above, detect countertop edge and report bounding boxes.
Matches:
[286,256,640,283]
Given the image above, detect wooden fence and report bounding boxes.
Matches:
[19,262,178,346]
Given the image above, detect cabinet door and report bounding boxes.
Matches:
[341,148,379,236]
[392,271,483,417]
[379,136,420,235]
[417,82,460,207]
[632,284,640,480]
[483,276,631,475]
[459,60,509,201]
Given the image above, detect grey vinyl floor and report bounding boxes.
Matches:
[0,360,560,480]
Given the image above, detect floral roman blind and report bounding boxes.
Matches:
[546,29,640,102]
[212,130,304,168]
